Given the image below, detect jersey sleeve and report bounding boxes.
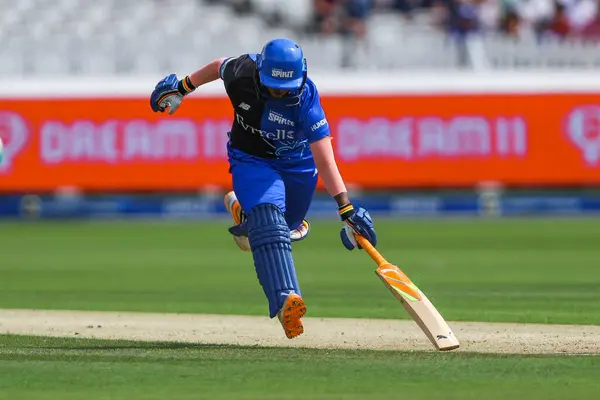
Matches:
[219,56,244,88]
[302,90,331,143]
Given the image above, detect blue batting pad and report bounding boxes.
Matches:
[247,203,301,318]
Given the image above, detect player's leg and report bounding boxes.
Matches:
[225,163,313,246]
[282,168,319,243]
[247,203,307,339]
[225,156,285,250]
[229,157,307,338]
[226,190,310,245]
[224,146,286,251]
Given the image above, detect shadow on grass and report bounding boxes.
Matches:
[34,342,243,351]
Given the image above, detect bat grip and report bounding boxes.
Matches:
[354,234,388,267]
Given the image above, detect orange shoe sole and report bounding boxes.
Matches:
[278,293,307,339]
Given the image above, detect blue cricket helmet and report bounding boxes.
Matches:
[255,38,307,104]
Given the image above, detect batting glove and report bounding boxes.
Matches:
[338,204,377,251]
[149,73,196,114]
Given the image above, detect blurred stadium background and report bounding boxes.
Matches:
[1,0,600,219]
[2,0,600,74]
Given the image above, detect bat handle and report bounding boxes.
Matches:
[354,234,388,267]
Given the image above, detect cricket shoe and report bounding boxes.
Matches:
[277,293,307,339]
[224,191,312,251]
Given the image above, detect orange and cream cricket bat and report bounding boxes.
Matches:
[354,235,460,351]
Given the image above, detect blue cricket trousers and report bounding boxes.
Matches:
[228,146,318,230]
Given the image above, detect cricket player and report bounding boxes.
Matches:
[150,38,377,339]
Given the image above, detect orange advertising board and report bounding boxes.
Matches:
[0,94,599,192]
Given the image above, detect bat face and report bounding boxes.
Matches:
[375,262,422,302]
[375,263,460,351]
[353,234,459,351]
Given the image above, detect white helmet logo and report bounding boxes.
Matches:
[567,105,600,166]
[0,111,29,173]
[272,69,294,78]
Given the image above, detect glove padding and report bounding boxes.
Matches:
[150,73,184,114]
[339,206,377,251]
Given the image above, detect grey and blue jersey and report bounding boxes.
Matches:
[220,54,330,160]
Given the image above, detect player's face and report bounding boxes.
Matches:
[266,87,290,98]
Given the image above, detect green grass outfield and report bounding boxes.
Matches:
[1,218,600,399]
[1,335,599,400]
[1,218,599,324]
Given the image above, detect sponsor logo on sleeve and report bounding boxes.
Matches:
[311,118,328,132]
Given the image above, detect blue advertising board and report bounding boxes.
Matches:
[1,193,599,220]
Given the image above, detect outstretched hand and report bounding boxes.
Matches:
[150,73,184,114]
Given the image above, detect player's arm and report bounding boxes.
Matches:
[306,103,377,250]
[304,103,348,206]
[310,137,349,206]
[188,58,228,88]
[149,58,229,114]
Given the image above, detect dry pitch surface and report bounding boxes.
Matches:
[1,309,599,355]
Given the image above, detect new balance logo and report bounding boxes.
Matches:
[238,102,251,111]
